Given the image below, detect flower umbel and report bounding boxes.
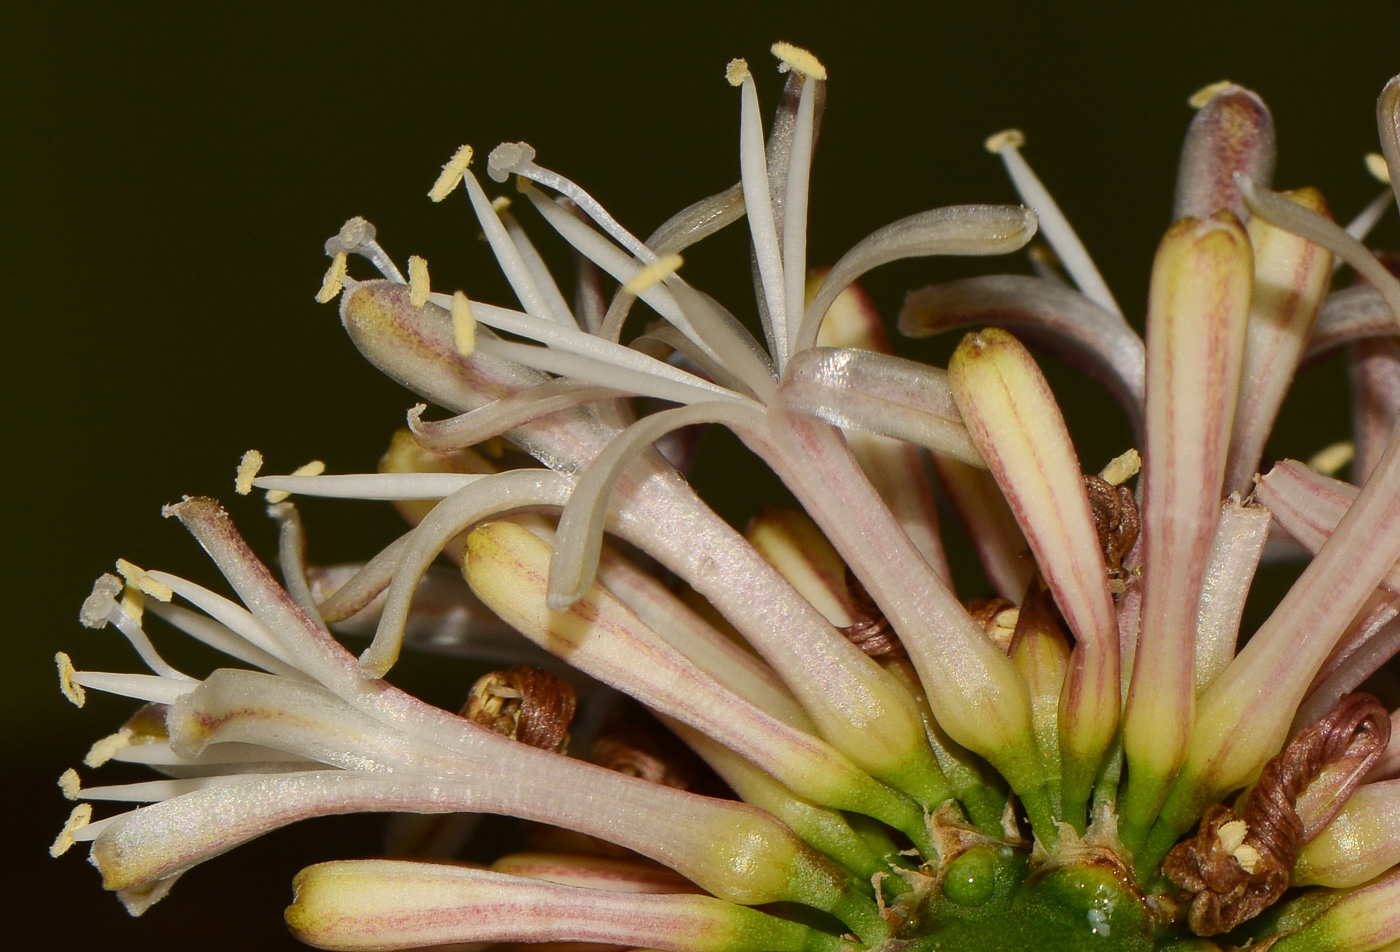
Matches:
[55,46,1400,952]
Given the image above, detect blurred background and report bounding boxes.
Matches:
[5,2,1398,947]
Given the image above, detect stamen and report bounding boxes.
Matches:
[146,570,296,664]
[315,251,347,303]
[407,255,430,307]
[497,207,579,327]
[450,291,476,356]
[1366,152,1392,184]
[427,144,473,202]
[148,600,306,679]
[1309,441,1356,475]
[1343,189,1395,244]
[468,329,749,409]
[268,501,324,624]
[514,178,720,357]
[49,803,92,857]
[730,57,789,365]
[59,768,81,800]
[1188,81,1237,108]
[622,253,683,295]
[266,460,325,504]
[460,170,585,328]
[115,559,174,602]
[985,129,1121,316]
[69,669,196,704]
[464,665,577,753]
[1100,449,1141,485]
[781,73,818,355]
[255,471,482,500]
[770,42,826,80]
[80,777,237,803]
[85,732,130,768]
[235,449,263,495]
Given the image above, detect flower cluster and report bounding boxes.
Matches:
[54,44,1400,952]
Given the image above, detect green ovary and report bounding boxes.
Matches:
[893,849,1159,952]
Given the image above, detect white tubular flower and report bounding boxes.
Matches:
[57,45,1400,952]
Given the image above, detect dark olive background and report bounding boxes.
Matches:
[5,3,1398,948]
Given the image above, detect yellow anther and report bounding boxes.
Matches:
[1217,818,1248,852]
[85,731,130,768]
[1188,80,1236,109]
[984,128,1026,154]
[236,449,264,496]
[115,559,173,602]
[451,291,477,357]
[1233,843,1261,873]
[725,58,751,87]
[408,255,431,307]
[266,460,326,504]
[59,768,81,801]
[54,655,84,705]
[1365,152,1392,184]
[770,42,826,80]
[56,652,85,707]
[1029,244,1063,267]
[622,253,684,295]
[1308,440,1355,476]
[1100,448,1142,486]
[120,586,144,624]
[50,803,92,858]
[315,251,348,304]
[428,144,474,202]
[491,195,513,213]
[988,608,1020,652]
